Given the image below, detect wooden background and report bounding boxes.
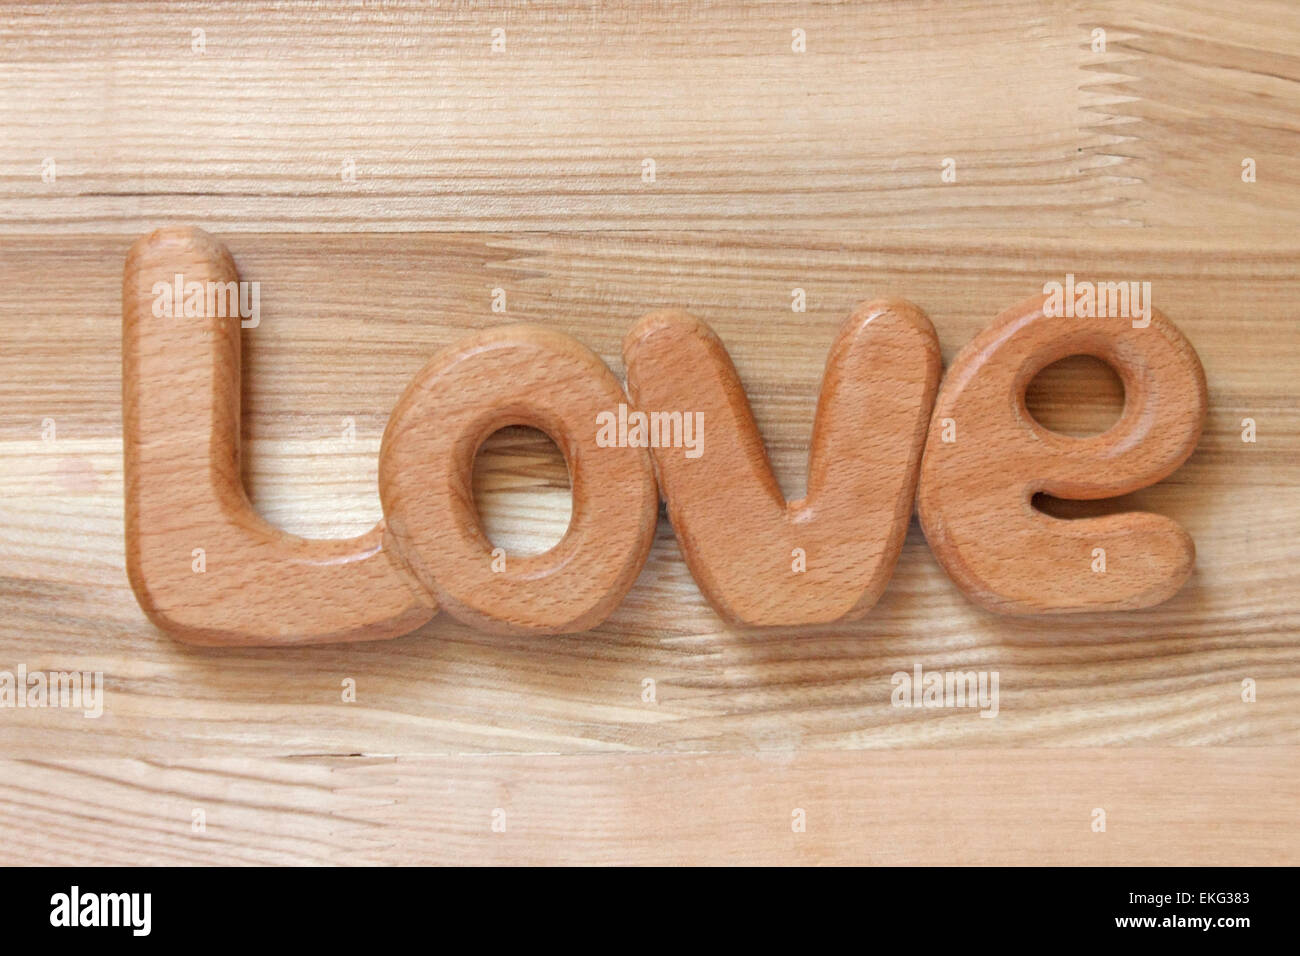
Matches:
[0,0,1296,864]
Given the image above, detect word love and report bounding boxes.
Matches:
[123,228,1207,646]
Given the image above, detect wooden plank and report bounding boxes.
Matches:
[1,231,1296,757]
[1088,0,1300,228]
[0,757,361,866]
[1,750,1294,864]
[8,0,1294,232]
[340,749,1300,865]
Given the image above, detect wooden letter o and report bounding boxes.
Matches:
[379,327,659,634]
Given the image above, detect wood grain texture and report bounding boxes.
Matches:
[1,750,1295,865]
[2,0,1298,864]
[2,0,1297,232]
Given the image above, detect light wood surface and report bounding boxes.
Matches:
[3,0,1297,234]
[2,0,1298,864]
[1,750,1294,865]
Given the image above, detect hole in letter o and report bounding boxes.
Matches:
[472,426,573,556]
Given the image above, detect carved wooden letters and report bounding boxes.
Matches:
[123,228,1207,645]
